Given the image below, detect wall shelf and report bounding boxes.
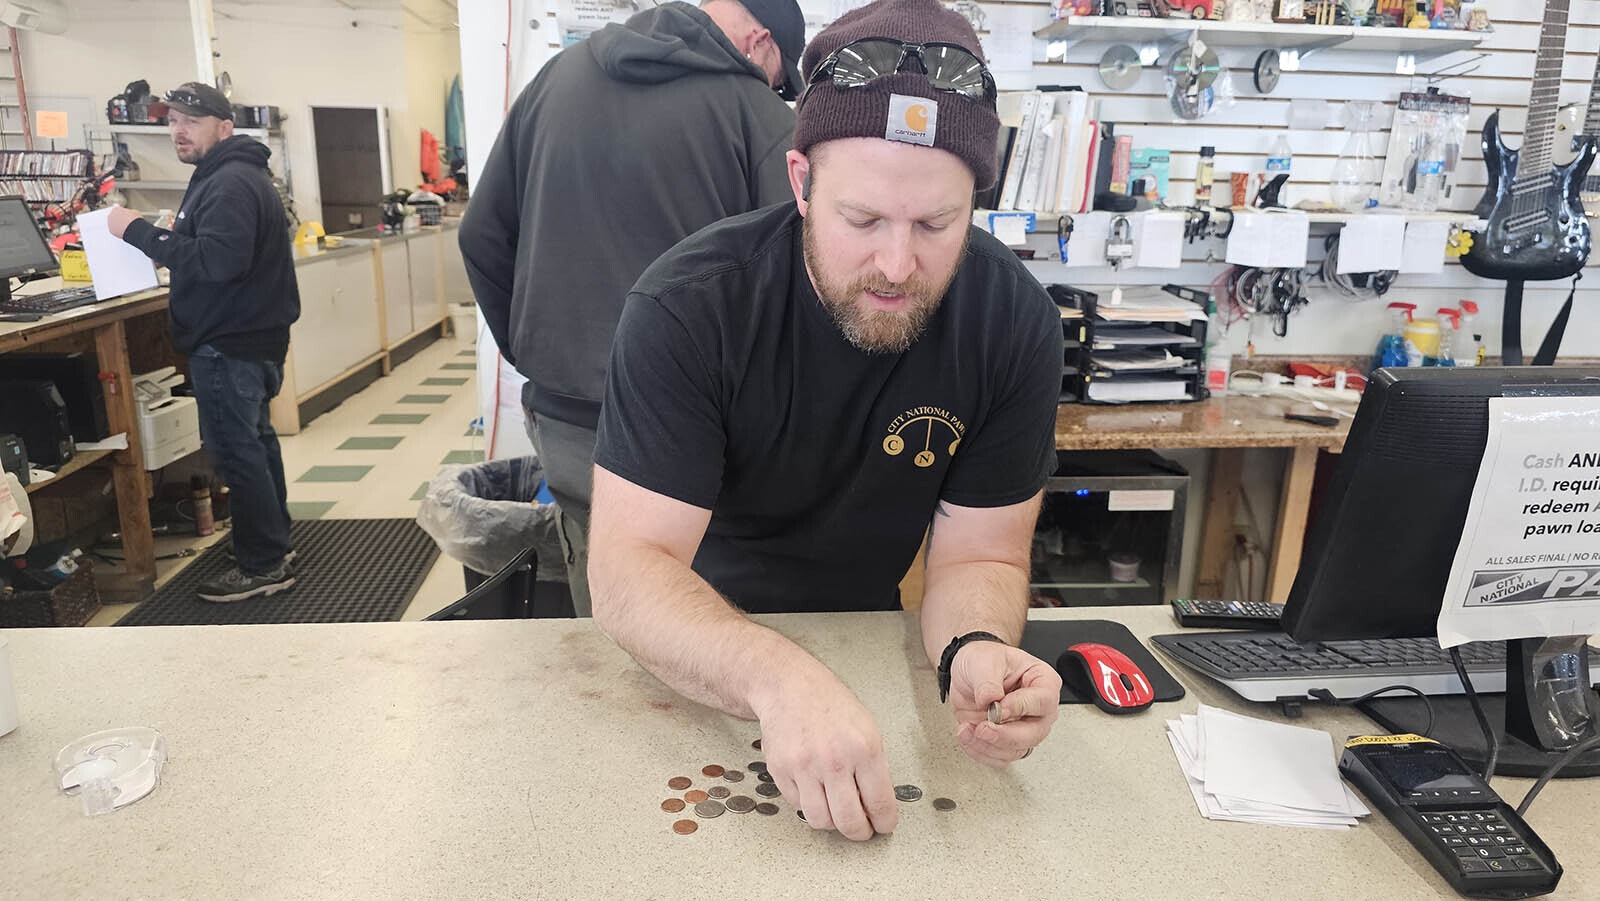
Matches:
[117,180,190,191]
[1036,16,1486,59]
[106,123,279,138]
[976,207,1483,235]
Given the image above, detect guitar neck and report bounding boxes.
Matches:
[1521,0,1572,177]
[1585,45,1600,137]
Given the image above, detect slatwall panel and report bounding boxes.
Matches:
[979,0,1600,361]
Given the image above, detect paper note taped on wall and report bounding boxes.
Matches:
[35,110,69,140]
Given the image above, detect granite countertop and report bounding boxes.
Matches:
[1,609,1592,897]
[1058,394,1353,451]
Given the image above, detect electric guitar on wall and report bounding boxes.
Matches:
[1551,35,1600,218]
[1461,0,1595,282]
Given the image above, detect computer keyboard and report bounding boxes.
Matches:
[0,285,99,316]
[1151,631,1522,702]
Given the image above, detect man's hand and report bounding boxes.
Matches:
[755,668,899,841]
[106,206,142,239]
[948,640,1061,767]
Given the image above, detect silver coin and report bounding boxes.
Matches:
[694,800,726,818]
[748,761,767,774]
[757,770,775,783]
[755,802,779,816]
[755,782,781,798]
[933,797,957,811]
[725,795,757,814]
[796,809,806,821]
[894,784,923,803]
[707,786,731,799]
[723,770,745,783]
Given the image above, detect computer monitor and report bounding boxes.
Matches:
[1283,365,1600,776]
[0,195,59,303]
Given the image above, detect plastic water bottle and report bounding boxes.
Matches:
[1405,120,1445,212]
[1265,134,1293,177]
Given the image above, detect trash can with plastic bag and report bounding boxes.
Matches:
[416,457,573,618]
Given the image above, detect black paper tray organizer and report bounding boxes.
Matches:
[1047,283,1210,405]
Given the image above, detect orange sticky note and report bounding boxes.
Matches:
[35,110,68,139]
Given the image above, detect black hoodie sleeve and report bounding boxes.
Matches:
[459,101,525,366]
[123,169,258,283]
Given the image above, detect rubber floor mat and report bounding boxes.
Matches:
[117,519,439,626]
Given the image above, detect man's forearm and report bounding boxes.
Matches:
[918,559,1030,667]
[591,541,831,720]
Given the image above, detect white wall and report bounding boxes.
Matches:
[17,0,459,227]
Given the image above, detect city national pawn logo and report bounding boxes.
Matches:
[882,405,965,469]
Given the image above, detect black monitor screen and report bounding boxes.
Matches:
[0,195,58,279]
[1283,366,1600,643]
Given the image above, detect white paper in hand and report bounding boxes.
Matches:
[76,208,159,301]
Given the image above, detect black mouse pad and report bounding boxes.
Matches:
[1019,619,1186,705]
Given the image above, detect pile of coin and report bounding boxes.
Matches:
[661,741,956,835]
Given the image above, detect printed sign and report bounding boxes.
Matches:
[1437,396,1600,647]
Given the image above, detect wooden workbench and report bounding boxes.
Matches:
[1,286,170,600]
[1057,395,1353,604]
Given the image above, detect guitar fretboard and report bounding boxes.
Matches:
[1516,0,1570,187]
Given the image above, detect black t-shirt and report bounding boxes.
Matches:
[595,204,1063,614]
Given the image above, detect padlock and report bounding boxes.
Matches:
[1105,215,1134,263]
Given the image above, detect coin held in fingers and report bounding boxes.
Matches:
[987,701,1003,724]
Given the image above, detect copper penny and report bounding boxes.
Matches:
[755,782,780,798]
[707,786,731,800]
[755,802,779,816]
[723,770,745,783]
[667,776,692,791]
[672,819,698,835]
[683,789,709,803]
[701,764,725,778]
[725,795,756,814]
[661,798,686,813]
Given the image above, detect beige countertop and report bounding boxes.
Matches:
[1058,394,1354,451]
[0,608,1591,899]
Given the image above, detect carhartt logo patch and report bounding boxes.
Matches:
[885,94,936,147]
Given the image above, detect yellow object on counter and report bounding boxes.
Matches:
[59,249,92,282]
[294,221,326,246]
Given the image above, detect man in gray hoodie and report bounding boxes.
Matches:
[460,0,801,615]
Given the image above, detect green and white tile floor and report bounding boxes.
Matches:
[88,334,489,625]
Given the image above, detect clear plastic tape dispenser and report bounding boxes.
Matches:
[54,727,168,816]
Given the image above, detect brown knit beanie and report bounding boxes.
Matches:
[794,0,1000,189]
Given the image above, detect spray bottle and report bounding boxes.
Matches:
[1457,300,1486,367]
[1402,306,1440,367]
[1372,302,1415,372]
[1425,307,1459,366]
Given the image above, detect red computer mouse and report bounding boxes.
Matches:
[1060,642,1155,714]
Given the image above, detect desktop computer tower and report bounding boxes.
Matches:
[0,353,109,442]
[0,379,75,467]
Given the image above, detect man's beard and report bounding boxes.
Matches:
[803,216,967,355]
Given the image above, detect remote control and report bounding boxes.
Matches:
[1170,598,1284,630]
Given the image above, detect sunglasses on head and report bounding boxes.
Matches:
[801,38,997,108]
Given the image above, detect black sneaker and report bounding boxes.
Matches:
[197,563,296,603]
[221,541,296,565]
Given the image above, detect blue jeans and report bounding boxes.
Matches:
[189,345,292,574]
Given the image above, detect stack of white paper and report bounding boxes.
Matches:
[1167,705,1370,830]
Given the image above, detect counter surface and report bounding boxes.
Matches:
[1,609,1590,898]
[1057,394,1353,451]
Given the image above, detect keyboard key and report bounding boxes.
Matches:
[1459,858,1489,873]
[1513,858,1544,871]
[1485,859,1510,872]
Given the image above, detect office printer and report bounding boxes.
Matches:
[135,367,201,471]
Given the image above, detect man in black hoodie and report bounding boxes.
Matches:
[109,82,301,603]
[460,0,801,615]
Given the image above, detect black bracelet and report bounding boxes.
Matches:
[937,631,1006,702]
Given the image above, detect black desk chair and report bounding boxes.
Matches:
[424,547,575,620]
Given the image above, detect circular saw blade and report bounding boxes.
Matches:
[1098,44,1142,92]
[1253,50,1281,93]
[1167,44,1221,91]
